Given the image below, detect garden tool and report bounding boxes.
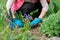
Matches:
[24,13,33,21]
[18,2,35,21]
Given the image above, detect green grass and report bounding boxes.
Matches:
[40,0,60,37]
[40,10,60,37]
[45,0,60,17]
[0,3,7,32]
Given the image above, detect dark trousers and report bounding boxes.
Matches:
[16,2,42,18]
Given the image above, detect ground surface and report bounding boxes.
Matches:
[30,25,49,40]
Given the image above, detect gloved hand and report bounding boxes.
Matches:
[30,18,42,27]
[13,18,24,27]
[9,22,15,29]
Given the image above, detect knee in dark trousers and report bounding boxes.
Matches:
[16,1,43,18]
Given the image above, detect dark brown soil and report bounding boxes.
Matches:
[30,25,49,40]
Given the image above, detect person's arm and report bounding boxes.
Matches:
[6,0,15,10]
[39,0,49,18]
[30,0,49,26]
[6,0,15,18]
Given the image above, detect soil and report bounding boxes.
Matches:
[30,25,49,40]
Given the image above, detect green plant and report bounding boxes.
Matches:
[40,10,60,37]
[0,0,7,10]
[0,4,7,32]
[0,20,36,40]
[46,0,60,17]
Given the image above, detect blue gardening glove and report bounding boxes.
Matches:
[13,18,24,27]
[9,22,15,29]
[30,18,42,26]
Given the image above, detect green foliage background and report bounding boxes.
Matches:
[46,0,60,17]
[0,0,7,32]
[40,10,60,37]
[40,0,60,37]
